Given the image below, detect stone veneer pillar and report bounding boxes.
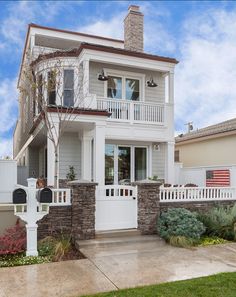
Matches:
[133,181,161,234]
[68,180,97,240]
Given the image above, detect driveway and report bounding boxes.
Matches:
[1,236,236,297]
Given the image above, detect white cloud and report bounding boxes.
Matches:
[0,138,13,158]
[78,3,175,54]
[0,1,66,49]
[175,8,236,132]
[79,12,125,40]
[0,78,18,134]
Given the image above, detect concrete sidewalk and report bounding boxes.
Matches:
[1,236,236,297]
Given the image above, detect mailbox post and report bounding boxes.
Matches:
[13,178,52,256]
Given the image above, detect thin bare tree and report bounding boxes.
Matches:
[19,48,89,188]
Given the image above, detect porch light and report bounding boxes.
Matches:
[147,77,158,88]
[97,69,108,81]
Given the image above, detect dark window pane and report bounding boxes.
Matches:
[105,144,115,185]
[47,71,56,105]
[48,91,56,105]
[38,74,43,112]
[126,78,139,101]
[107,76,122,99]
[64,70,74,106]
[118,146,131,184]
[64,90,74,107]
[174,150,180,162]
[64,70,74,89]
[135,147,147,181]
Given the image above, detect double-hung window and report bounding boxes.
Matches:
[63,69,74,107]
[106,71,142,101]
[47,71,56,105]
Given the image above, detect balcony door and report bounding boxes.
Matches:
[105,144,147,185]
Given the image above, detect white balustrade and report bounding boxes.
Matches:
[133,102,164,123]
[51,188,71,205]
[97,98,164,124]
[96,185,137,200]
[160,186,236,202]
[97,98,131,121]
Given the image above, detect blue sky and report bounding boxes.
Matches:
[1,0,236,157]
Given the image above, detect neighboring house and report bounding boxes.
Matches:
[175,118,236,186]
[13,5,178,189]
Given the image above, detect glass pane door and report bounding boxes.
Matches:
[135,147,147,181]
[105,144,115,185]
[118,146,131,184]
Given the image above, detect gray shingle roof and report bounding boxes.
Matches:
[176,118,236,143]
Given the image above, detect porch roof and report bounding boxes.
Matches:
[29,107,110,134]
[31,42,179,66]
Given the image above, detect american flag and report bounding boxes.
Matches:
[206,170,230,187]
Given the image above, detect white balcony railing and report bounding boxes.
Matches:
[160,186,236,202]
[97,98,165,124]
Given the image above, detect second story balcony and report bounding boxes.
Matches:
[97,97,165,124]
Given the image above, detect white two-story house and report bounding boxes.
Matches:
[14,5,178,230]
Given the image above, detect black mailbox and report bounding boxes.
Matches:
[13,188,27,204]
[37,187,52,203]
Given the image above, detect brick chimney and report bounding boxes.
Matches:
[124,5,144,52]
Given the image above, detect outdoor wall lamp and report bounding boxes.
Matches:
[147,77,158,87]
[97,69,108,81]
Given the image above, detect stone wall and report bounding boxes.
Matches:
[69,180,97,241]
[134,182,161,235]
[37,206,72,240]
[38,180,97,241]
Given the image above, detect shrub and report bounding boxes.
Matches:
[197,204,236,240]
[0,219,26,255]
[198,236,228,246]
[66,166,76,181]
[38,236,57,257]
[158,208,205,240]
[169,236,195,248]
[53,234,71,262]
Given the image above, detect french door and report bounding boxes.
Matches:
[105,144,147,185]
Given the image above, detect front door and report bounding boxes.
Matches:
[105,145,147,185]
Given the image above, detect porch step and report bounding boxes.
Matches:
[76,233,160,249]
[95,229,141,239]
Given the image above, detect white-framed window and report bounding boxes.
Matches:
[104,69,145,101]
[47,71,56,105]
[63,69,74,107]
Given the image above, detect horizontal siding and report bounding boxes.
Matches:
[89,62,165,104]
[152,143,165,179]
[59,133,81,179]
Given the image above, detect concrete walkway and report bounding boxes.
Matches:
[1,236,236,297]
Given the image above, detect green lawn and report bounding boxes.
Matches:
[82,272,236,297]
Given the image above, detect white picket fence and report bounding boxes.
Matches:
[160,186,236,202]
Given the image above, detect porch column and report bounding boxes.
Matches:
[165,141,175,184]
[47,121,59,187]
[168,72,174,104]
[81,131,92,181]
[94,123,105,185]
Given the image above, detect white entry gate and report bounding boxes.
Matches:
[95,185,137,231]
